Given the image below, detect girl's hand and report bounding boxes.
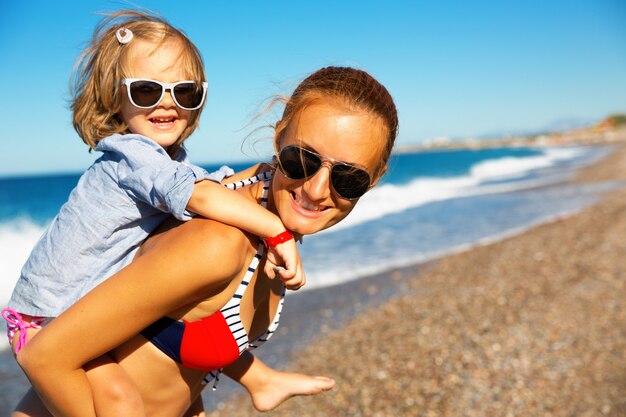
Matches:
[264,239,306,290]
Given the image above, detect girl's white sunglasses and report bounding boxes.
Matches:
[121,78,208,110]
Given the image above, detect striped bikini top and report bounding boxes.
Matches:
[221,171,285,352]
[204,171,286,387]
[141,172,285,389]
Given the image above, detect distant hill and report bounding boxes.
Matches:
[396,113,626,153]
[597,114,626,129]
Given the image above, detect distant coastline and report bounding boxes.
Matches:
[395,114,626,153]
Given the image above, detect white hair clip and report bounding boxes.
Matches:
[115,27,133,44]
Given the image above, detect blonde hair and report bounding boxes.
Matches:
[70,10,206,157]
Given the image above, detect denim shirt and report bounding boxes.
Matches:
[8,134,233,317]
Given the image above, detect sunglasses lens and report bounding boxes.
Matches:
[331,165,371,199]
[129,80,162,107]
[173,82,204,109]
[278,146,371,200]
[279,146,321,179]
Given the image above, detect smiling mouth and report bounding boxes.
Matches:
[149,116,177,125]
[292,192,329,212]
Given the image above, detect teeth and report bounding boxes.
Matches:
[295,194,322,211]
[151,117,175,123]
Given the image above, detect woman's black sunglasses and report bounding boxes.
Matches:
[276,145,372,200]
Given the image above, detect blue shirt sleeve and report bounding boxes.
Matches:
[175,147,234,182]
[96,134,223,221]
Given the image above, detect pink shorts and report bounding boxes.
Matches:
[1,308,50,354]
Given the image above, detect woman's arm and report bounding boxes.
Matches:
[17,218,251,417]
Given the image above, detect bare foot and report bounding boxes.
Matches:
[248,369,336,412]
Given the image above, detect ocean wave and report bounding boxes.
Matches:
[326,146,585,233]
[470,146,586,180]
[0,219,46,308]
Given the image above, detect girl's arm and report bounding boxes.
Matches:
[16,219,250,417]
[187,180,305,290]
[188,179,286,242]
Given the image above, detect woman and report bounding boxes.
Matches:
[15,66,398,417]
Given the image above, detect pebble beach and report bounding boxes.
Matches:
[208,141,626,416]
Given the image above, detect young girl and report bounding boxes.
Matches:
[2,10,305,417]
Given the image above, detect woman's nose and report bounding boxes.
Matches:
[302,163,332,201]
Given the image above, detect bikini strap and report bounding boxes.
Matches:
[249,285,286,349]
[220,172,272,351]
[204,173,277,390]
[1,308,45,353]
[222,171,271,191]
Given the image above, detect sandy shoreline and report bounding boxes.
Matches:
[207,143,626,416]
[1,143,625,416]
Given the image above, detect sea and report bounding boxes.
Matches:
[0,143,619,411]
[0,144,618,309]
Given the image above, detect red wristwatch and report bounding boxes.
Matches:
[263,230,294,248]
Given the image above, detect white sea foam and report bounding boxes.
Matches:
[470,146,585,180]
[0,219,45,308]
[327,146,583,233]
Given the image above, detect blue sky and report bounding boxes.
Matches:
[1,0,624,177]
